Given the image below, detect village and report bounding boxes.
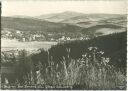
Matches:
[1,29,90,42]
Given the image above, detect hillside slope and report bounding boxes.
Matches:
[81,24,126,35]
[36,11,84,22]
[32,31,127,72]
[2,17,82,33]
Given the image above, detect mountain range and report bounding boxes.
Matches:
[36,11,84,22]
[36,11,126,26]
[2,11,127,35]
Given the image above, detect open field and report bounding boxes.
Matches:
[1,38,57,52]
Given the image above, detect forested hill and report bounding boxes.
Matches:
[32,31,127,72]
[1,17,82,33]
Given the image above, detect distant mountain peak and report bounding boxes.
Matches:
[62,11,83,14]
[36,11,84,22]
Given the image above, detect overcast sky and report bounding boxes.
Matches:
[2,1,127,16]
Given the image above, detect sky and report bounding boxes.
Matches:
[2,1,127,16]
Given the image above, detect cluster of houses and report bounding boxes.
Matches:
[20,34,45,42]
[57,35,90,42]
[2,29,90,42]
[2,30,46,42]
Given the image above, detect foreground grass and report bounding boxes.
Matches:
[34,47,126,90]
[1,47,126,90]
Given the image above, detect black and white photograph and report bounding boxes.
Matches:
[1,0,127,90]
